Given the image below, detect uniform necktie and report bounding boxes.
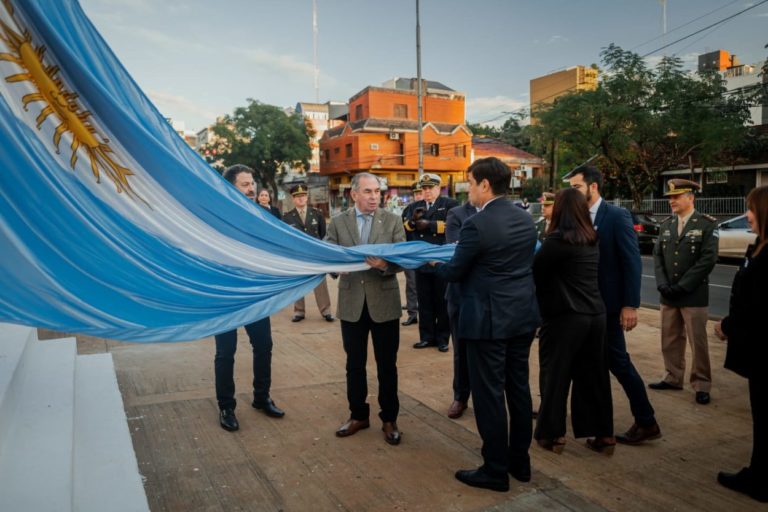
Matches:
[299,209,306,223]
[677,218,685,236]
[360,214,372,244]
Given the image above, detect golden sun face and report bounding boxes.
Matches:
[0,1,142,201]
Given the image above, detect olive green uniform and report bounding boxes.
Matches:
[653,210,719,392]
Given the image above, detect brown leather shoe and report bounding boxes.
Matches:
[616,422,662,445]
[335,418,370,437]
[382,421,401,445]
[586,436,616,455]
[536,437,566,454]
[447,400,468,419]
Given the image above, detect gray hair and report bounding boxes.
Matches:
[351,172,380,191]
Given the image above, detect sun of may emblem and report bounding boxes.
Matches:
[0,0,141,200]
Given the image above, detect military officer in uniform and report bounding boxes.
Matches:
[650,178,718,404]
[404,173,459,352]
[283,183,334,323]
[400,181,424,326]
[535,191,555,241]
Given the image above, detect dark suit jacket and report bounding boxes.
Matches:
[721,242,768,378]
[433,197,540,340]
[260,204,281,220]
[445,202,478,306]
[533,232,605,319]
[594,199,642,313]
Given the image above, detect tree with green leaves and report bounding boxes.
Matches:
[530,44,753,206]
[199,99,313,196]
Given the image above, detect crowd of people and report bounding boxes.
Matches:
[214,158,767,504]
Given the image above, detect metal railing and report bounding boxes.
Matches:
[524,197,746,220]
[613,197,746,217]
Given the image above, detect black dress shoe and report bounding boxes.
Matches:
[382,421,401,445]
[401,316,418,326]
[508,456,531,483]
[455,468,509,492]
[437,343,449,352]
[695,391,711,405]
[648,381,683,390]
[616,422,662,445]
[219,409,239,432]
[252,398,285,418]
[718,468,768,503]
[413,340,435,349]
[323,314,335,322]
[291,315,305,322]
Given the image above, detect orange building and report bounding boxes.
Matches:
[698,50,740,73]
[471,137,546,192]
[320,78,471,209]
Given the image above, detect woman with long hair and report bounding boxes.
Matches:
[715,185,768,503]
[532,188,614,455]
[257,187,281,219]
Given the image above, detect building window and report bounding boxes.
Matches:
[393,103,408,118]
[324,149,330,162]
[454,144,466,157]
[345,143,353,157]
[705,171,727,184]
[423,143,439,156]
[334,147,340,155]
[355,104,363,120]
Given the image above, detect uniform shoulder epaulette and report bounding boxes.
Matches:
[701,213,717,223]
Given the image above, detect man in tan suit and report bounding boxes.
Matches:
[326,173,406,445]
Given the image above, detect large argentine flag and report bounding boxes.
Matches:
[0,0,453,342]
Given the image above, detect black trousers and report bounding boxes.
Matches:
[535,313,613,440]
[214,317,272,411]
[404,268,418,318]
[466,332,535,478]
[416,271,450,344]
[750,374,768,479]
[447,298,470,402]
[340,301,400,423]
[605,312,656,427]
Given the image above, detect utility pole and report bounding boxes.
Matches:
[313,0,319,103]
[416,0,423,177]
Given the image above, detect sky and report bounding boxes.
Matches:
[79,0,767,132]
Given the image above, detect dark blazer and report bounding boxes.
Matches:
[653,210,718,308]
[283,206,326,239]
[533,232,605,318]
[445,202,478,305]
[434,197,540,340]
[260,204,281,220]
[594,199,642,313]
[404,195,459,245]
[721,242,768,378]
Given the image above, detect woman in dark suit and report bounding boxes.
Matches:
[532,188,614,455]
[257,188,281,219]
[715,185,768,503]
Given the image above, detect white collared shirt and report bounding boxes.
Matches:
[480,195,502,211]
[589,197,603,225]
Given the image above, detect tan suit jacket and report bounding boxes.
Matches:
[326,208,406,323]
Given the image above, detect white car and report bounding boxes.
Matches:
[718,215,757,259]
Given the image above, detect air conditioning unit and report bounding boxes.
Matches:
[370,143,379,150]
[389,132,400,140]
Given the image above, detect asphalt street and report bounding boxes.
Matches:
[640,255,739,319]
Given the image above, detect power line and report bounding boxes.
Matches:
[641,0,768,57]
[630,0,742,51]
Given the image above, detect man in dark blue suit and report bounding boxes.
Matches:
[431,157,540,492]
[569,165,662,447]
[444,201,479,419]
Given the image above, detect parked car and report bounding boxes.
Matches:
[631,211,661,254]
[718,214,757,259]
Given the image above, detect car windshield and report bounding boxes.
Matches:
[721,216,749,230]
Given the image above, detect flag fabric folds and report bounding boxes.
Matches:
[0,0,454,342]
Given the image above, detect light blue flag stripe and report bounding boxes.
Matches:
[0,0,455,342]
